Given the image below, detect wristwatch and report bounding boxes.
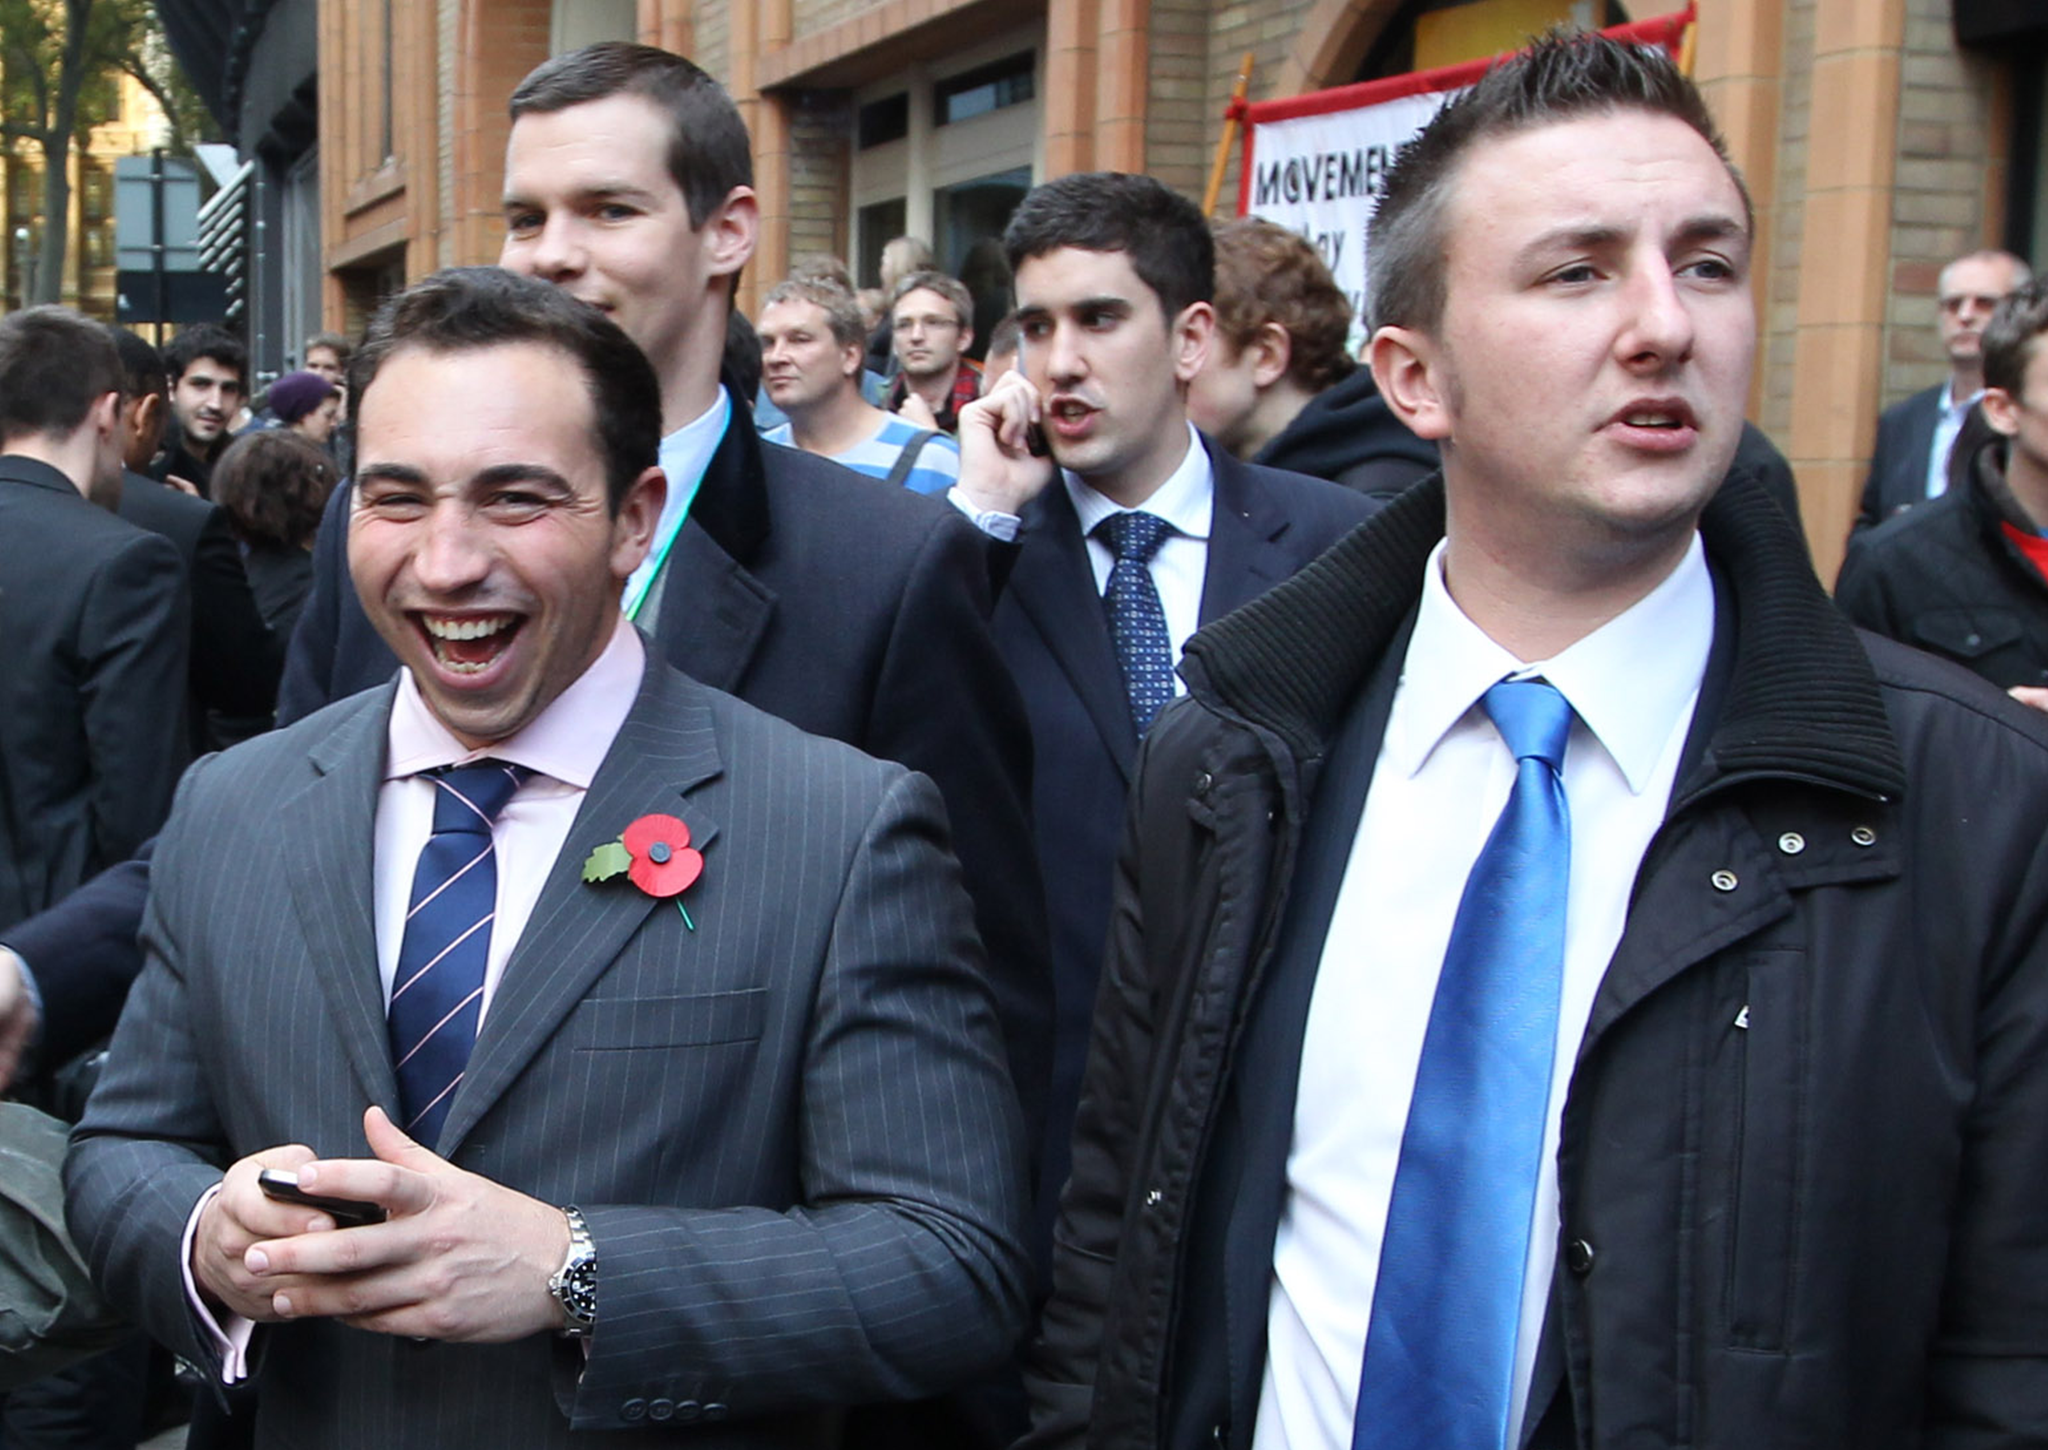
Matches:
[548,1206,598,1337]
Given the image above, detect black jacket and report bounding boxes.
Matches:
[117,471,282,751]
[1249,367,1437,499]
[1026,472,2048,1448]
[1835,434,2048,692]
[0,457,186,932]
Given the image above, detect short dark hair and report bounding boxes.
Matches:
[0,306,124,444]
[762,276,867,350]
[985,312,1021,365]
[210,429,340,552]
[351,267,662,511]
[106,326,168,401]
[1982,279,2048,396]
[1211,218,1357,392]
[163,322,247,387]
[1367,30,1751,335]
[304,331,353,367]
[509,42,751,230]
[1003,172,1213,322]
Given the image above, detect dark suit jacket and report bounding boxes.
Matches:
[991,440,1376,1244]
[0,456,186,934]
[66,655,1031,1447]
[1856,383,1945,533]
[117,471,282,751]
[277,398,1049,1155]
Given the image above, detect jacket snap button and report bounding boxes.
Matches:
[1776,832,1805,854]
[1193,771,1213,797]
[1711,869,1738,892]
[1566,1239,1596,1274]
[1850,825,1877,847]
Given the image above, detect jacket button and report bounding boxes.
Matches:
[1193,770,1213,797]
[1850,825,1877,847]
[648,1399,674,1422]
[1965,633,1983,648]
[1565,1239,1596,1274]
[676,1400,702,1423]
[1145,1187,1164,1207]
[1776,832,1805,854]
[621,1399,647,1422]
[704,1403,729,1422]
[1711,869,1738,892]
[1213,1424,1229,1445]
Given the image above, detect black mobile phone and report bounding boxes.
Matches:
[256,1168,386,1228]
[1025,421,1049,458]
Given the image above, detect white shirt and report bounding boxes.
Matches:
[1927,378,1980,502]
[1252,535,1715,1450]
[624,389,731,616]
[184,617,646,1381]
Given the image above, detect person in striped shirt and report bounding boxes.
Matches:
[760,276,960,495]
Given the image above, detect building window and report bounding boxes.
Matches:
[935,52,1035,127]
[859,94,910,151]
[857,197,908,286]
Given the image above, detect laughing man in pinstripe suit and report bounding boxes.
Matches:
[65,268,1030,1448]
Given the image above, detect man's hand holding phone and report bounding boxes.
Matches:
[955,368,1056,517]
[198,1106,570,1343]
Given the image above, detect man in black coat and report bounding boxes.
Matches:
[1187,216,1436,500]
[107,328,281,754]
[152,325,246,498]
[1838,278,2048,708]
[1855,248,2029,533]
[953,175,1374,1259]
[1025,36,2048,1450]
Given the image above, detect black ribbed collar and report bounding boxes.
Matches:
[1179,471,1905,803]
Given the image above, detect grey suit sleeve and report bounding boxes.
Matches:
[78,530,189,866]
[63,757,237,1378]
[565,770,1032,1428]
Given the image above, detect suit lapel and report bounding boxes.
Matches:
[438,664,725,1153]
[284,689,399,1113]
[1200,446,1298,626]
[1010,482,1141,776]
[653,395,777,693]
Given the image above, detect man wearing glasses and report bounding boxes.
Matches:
[889,270,982,434]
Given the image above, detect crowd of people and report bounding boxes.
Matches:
[3,26,2048,1450]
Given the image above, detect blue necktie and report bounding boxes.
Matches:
[1352,678,1573,1450]
[388,760,528,1145]
[1095,510,1176,735]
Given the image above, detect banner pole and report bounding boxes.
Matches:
[1204,53,1256,217]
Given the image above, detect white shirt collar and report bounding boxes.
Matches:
[1388,533,1715,794]
[385,615,645,790]
[1063,422,1213,543]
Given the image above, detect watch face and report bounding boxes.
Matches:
[561,1259,599,1322]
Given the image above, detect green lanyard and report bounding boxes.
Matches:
[623,399,722,622]
[623,475,699,623]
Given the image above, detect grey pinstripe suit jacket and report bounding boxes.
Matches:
[65,655,1031,1447]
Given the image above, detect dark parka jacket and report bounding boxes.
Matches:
[1024,474,2048,1449]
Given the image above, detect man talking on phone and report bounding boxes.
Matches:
[64,268,1029,1448]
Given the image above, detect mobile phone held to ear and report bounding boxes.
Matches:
[256,1168,386,1228]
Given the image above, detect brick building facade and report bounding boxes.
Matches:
[158,0,2048,575]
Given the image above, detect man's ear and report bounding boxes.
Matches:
[89,390,123,442]
[1369,324,1451,440]
[1171,301,1216,386]
[1982,387,2022,439]
[840,340,865,381]
[610,464,667,580]
[701,186,760,281]
[1249,322,1293,392]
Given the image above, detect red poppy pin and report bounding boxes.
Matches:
[582,813,704,929]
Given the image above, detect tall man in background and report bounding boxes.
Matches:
[1858,247,2030,530]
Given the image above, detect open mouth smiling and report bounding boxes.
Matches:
[417,613,523,674]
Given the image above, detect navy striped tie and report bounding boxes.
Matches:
[388,760,528,1145]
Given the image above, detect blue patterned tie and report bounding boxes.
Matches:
[388,760,528,1145]
[1352,678,1573,1450]
[1095,510,1176,735]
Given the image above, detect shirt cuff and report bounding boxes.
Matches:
[947,486,1021,541]
[3,946,42,1045]
[182,1182,256,1383]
